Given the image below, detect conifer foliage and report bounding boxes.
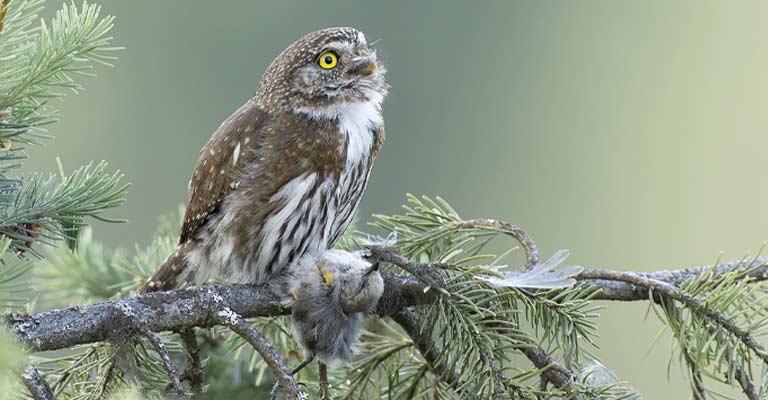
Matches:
[2,2,768,400]
[0,1,126,397]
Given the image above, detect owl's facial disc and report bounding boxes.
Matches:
[293,39,386,105]
[256,27,388,112]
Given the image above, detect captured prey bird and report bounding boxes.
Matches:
[268,248,384,397]
[139,27,388,293]
[287,249,384,368]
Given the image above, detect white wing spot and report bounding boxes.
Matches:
[233,142,241,166]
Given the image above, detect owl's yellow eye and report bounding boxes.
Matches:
[318,51,338,69]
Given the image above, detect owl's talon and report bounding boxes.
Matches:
[316,261,335,286]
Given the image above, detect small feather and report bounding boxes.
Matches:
[479,249,583,289]
[358,231,397,248]
[581,361,647,399]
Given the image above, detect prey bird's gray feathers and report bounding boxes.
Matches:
[287,249,384,364]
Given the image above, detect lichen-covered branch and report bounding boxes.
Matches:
[6,273,433,353]
[7,254,768,353]
[216,307,303,400]
[579,256,768,301]
[727,345,758,400]
[140,328,184,396]
[7,251,768,400]
[178,328,203,392]
[21,365,55,400]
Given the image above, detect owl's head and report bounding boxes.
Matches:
[256,27,388,112]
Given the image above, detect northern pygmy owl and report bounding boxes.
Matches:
[140,27,388,292]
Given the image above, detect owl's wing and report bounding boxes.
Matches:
[180,100,270,243]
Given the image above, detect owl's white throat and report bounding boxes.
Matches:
[296,93,383,167]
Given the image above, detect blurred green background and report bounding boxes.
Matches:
[30,1,768,398]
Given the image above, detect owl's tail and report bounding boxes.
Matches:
[138,241,196,294]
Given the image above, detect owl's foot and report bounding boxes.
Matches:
[316,261,335,286]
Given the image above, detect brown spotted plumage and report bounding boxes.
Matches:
[140,27,388,293]
[179,103,269,244]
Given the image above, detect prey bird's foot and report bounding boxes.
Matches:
[318,362,331,400]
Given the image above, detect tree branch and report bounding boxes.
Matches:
[21,365,55,400]
[366,246,449,295]
[0,1,7,35]
[6,251,768,398]
[578,268,768,365]
[215,307,303,400]
[727,345,758,400]
[451,218,540,268]
[392,310,533,398]
[391,309,460,386]
[140,328,184,396]
[318,362,330,400]
[7,274,433,353]
[8,255,768,352]
[517,343,573,391]
[579,256,768,301]
[178,328,203,392]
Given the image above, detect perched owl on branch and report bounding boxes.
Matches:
[140,27,388,293]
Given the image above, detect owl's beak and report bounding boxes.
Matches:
[350,51,378,77]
